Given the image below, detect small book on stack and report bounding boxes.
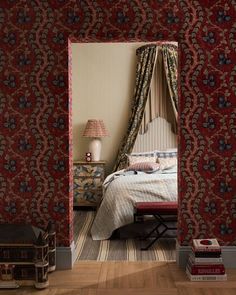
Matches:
[186,238,227,281]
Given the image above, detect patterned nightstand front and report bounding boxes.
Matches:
[73,161,105,207]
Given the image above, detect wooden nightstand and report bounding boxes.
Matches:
[73,161,106,208]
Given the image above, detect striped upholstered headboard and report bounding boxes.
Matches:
[132,117,177,153]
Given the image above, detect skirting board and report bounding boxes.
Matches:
[176,241,236,268]
[56,241,77,270]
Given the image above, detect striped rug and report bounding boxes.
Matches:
[74,210,176,261]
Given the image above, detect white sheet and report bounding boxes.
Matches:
[90,167,177,240]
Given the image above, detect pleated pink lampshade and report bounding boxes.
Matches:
[83,119,109,138]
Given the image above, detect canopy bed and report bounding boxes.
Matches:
[90,148,177,240]
[90,42,178,241]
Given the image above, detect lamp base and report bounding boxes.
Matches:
[89,138,102,161]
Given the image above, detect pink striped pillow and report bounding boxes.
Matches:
[125,162,160,172]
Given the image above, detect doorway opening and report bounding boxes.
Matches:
[69,41,179,262]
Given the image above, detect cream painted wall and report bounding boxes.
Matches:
[72,43,147,175]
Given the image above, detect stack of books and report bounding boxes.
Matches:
[186,238,227,281]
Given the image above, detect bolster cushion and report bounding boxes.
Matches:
[134,201,178,215]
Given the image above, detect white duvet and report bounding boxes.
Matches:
[90,166,177,240]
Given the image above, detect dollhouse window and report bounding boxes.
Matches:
[21,269,28,278]
[21,250,28,259]
[3,250,9,258]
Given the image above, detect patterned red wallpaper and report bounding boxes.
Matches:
[0,0,235,247]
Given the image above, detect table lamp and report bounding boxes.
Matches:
[82,119,109,161]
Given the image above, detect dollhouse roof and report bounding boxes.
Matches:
[0,224,44,245]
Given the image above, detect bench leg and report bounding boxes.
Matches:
[140,222,162,240]
[141,226,168,250]
[141,214,177,250]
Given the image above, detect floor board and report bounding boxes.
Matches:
[1,262,236,295]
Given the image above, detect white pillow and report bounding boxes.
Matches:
[157,157,177,170]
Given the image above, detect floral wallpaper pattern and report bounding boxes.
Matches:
[0,0,235,247]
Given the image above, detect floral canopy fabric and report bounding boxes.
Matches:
[113,43,178,172]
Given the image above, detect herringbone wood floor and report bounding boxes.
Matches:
[1,261,236,295]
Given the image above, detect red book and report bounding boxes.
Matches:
[188,265,225,275]
[187,260,225,275]
[192,250,222,258]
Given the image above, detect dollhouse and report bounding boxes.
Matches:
[0,222,56,289]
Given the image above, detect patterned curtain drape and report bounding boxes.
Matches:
[113,44,157,171]
[162,44,178,119]
[140,49,177,135]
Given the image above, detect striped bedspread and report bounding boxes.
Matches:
[90,167,177,240]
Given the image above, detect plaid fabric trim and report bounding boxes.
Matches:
[129,151,156,157]
[155,150,177,158]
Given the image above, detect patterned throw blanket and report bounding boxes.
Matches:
[91,168,177,240]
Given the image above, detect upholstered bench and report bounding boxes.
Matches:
[134,201,178,250]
